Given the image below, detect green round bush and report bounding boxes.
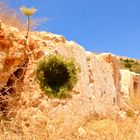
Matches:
[36,54,80,98]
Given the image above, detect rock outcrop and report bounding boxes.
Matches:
[0,22,25,90]
[120,69,140,99]
[1,22,140,138]
[0,22,121,108]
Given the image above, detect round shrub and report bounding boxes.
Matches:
[36,54,80,98]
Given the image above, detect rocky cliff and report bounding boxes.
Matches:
[0,22,140,139]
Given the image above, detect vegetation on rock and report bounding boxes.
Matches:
[120,58,140,74]
[36,55,80,98]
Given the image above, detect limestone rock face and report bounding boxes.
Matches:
[0,22,126,137]
[0,22,121,109]
[27,31,121,110]
[0,23,25,90]
[120,69,140,99]
[86,53,121,110]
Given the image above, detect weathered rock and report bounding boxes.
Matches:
[120,69,140,99]
[13,34,123,138]
[1,22,138,138]
[0,22,25,90]
[86,52,121,110]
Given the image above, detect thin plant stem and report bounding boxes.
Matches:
[24,16,30,56]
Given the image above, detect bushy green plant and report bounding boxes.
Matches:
[124,62,132,69]
[36,55,81,98]
[120,58,140,74]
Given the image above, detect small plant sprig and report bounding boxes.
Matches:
[20,6,37,56]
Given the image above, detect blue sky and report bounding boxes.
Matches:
[7,0,140,59]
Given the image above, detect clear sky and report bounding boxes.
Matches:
[7,0,140,59]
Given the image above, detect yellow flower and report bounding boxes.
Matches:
[20,6,37,16]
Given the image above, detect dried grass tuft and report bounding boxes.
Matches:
[0,1,25,30]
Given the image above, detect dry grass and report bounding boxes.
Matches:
[74,93,140,140]
[129,94,140,112]
[73,116,140,140]
[0,1,25,30]
[1,89,140,140]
